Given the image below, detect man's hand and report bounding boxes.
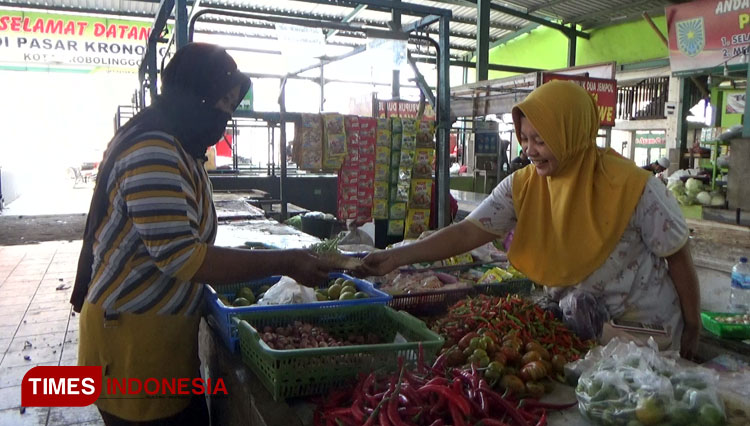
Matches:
[680,323,699,360]
[284,249,335,287]
[354,251,399,278]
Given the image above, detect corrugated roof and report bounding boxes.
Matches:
[0,0,684,57]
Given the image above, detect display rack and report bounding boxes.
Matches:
[135,0,454,225]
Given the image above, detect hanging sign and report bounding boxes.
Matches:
[375,99,436,121]
[634,132,666,148]
[726,91,745,113]
[666,0,750,73]
[541,73,618,127]
[0,8,168,72]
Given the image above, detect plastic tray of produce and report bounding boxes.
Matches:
[700,311,750,339]
[236,304,443,400]
[385,279,534,316]
[205,273,391,352]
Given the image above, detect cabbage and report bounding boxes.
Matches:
[667,180,685,193]
[677,194,692,206]
[685,178,703,193]
[710,194,725,206]
[696,191,712,206]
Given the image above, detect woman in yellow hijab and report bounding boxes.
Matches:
[360,80,700,358]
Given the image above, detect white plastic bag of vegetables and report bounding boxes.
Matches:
[575,338,726,426]
[255,276,317,306]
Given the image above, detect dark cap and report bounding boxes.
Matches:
[161,42,251,107]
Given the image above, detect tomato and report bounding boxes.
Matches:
[502,339,522,352]
[458,332,479,350]
[698,404,724,426]
[472,348,488,359]
[499,346,521,364]
[481,336,496,354]
[470,337,487,351]
[500,374,525,395]
[525,381,545,398]
[520,361,548,382]
[446,348,466,367]
[634,397,665,425]
[493,352,507,366]
[551,354,567,373]
[521,350,542,364]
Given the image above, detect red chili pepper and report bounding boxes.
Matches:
[378,405,392,426]
[479,385,529,426]
[350,396,365,423]
[418,384,472,417]
[449,402,468,426]
[424,377,450,387]
[418,341,425,374]
[519,399,577,411]
[535,409,547,426]
[475,420,512,426]
[430,393,446,417]
[387,390,408,426]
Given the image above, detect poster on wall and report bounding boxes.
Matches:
[0,8,168,72]
[541,73,617,127]
[666,1,750,73]
[726,91,745,114]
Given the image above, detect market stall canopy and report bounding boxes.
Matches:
[1,0,691,60]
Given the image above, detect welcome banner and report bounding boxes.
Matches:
[0,8,169,72]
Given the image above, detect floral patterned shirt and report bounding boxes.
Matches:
[467,175,689,348]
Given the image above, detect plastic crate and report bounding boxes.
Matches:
[701,311,750,339]
[386,279,533,316]
[236,304,444,401]
[205,273,391,352]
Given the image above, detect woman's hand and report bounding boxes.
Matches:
[284,249,335,287]
[355,251,399,277]
[680,323,699,360]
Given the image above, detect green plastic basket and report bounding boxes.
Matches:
[236,304,444,401]
[701,311,750,339]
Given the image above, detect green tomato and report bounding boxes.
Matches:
[698,404,724,426]
[469,337,487,351]
[232,297,250,307]
[635,397,665,426]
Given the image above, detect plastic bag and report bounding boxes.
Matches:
[256,276,317,306]
[575,337,727,426]
[338,226,374,247]
[559,290,609,341]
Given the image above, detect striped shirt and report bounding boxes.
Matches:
[86,131,216,316]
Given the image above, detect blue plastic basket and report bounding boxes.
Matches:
[204,273,391,352]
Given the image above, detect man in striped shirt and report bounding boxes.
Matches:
[73,43,334,425]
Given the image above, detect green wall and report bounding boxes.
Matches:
[487,16,670,79]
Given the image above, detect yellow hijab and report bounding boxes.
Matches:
[508,80,650,287]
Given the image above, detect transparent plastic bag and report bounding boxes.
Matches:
[575,338,727,426]
[559,290,610,341]
[256,276,317,306]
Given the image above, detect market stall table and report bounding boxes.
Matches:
[213,218,320,250]
[197,319,589,426]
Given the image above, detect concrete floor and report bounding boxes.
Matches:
[0,241,103,426]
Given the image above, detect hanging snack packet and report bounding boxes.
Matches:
[376,146,391,164]
[376,118,391,147]
[295,113,323,170]
[387,219,405,237]
[410,178,432,209]
[389,202,407,220]
[374,181,389,200]
[372,199,389,219]
[405,209,430,239]
[413,148,434,177]
[375,164,389,181]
